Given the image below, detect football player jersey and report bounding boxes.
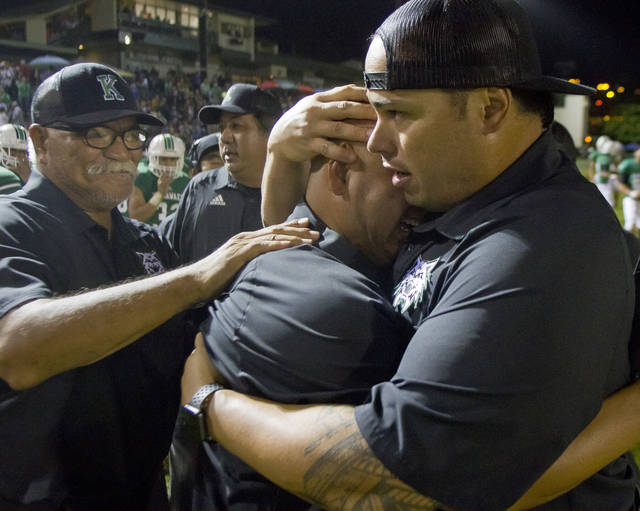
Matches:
[135,159,191,227]
[618,157,640,191]
[0,165,22,195]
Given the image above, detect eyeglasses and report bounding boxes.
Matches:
[52,125,148,150]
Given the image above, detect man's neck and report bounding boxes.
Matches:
[85,209,113,237]
[228,167,263,189]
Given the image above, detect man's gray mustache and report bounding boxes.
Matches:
[86,160,137,176]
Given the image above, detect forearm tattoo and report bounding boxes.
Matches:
[302,410,445,511]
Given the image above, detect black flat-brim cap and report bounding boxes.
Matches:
[199,83,282,124]
[31,62,163,128]
[189,132,220,163]
[364,0,595,95]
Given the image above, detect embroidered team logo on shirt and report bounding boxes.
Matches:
[136,251,165,274]
[209,193,226,206]
[393,256,439,314]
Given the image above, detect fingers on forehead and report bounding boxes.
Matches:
[325,100,375,117]
[320,84,368,100]
[322,119,372,140]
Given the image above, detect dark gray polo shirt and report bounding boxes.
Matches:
[170,203,414,511]
[0,171,190,510]
[162,166,262,264]
[355,130,639,511]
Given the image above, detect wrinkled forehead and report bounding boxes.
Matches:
[219,111,258,125]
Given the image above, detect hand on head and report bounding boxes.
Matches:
[268,85,376,165]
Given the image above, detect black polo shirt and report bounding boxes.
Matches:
[162,166,262,264]
[0,171,190,510]
[355,130,639,511]
[170,203,414,511]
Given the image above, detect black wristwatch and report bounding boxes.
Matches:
[183,383,224,441]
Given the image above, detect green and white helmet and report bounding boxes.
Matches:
[148,133,185,177]
[595,135,612,154]
[0,124,28,168]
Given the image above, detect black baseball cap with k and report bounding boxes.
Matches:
[31,62,163,128]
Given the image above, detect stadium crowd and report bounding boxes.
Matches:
[0,58,307,145]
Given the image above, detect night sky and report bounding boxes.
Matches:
[214,0,640,89]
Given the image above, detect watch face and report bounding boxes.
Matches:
[177,405,206,444]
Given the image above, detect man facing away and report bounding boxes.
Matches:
[170,120,422,511]
[163,84,282,264]
[0,62,316,510]
[182,1,639,509]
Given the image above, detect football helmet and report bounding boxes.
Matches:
[0,124,28,169]
[595,135,612,154]
[148,133,185,177]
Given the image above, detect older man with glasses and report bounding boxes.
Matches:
[0,63,316,511]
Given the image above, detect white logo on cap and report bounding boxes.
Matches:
[96,74,125,102]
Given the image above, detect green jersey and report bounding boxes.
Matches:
[134,159,190,227]
[618,157,640,191]
[0,165,22,195]
[589,150,613,184]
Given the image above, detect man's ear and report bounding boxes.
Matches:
[28,125,48,166]
[481,87,512,135]
[327,143,355,197]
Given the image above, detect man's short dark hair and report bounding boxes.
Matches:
[511,89,554,129]
[255,113,279,134]
[446,88,553,128]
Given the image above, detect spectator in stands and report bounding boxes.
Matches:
[16,75,32,114]
[9,101,25,125]
[0,103,8,125]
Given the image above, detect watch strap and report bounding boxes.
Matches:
[186,383,224,441]
[189,383,224,411]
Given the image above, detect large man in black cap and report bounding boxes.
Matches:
[0,63,315,510]
[164,84,282,264]
[182,1,640,509]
